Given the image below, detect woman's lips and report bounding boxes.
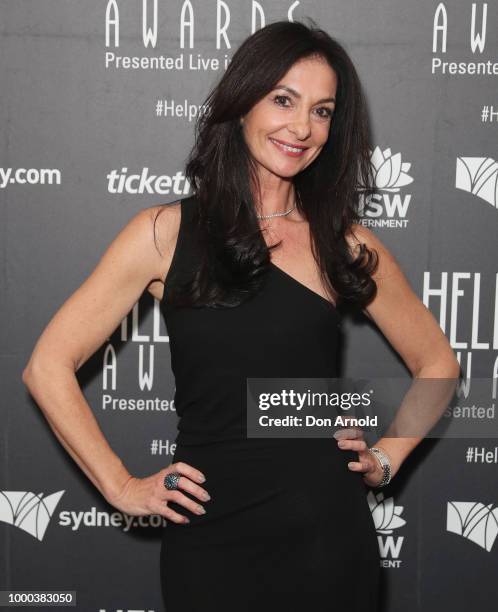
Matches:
[269,137,309,158]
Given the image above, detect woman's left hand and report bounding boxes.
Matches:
[334,427,392,488]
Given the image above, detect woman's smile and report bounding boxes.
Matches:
[268,136,310,158]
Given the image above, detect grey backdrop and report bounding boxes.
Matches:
[1,1,497,611]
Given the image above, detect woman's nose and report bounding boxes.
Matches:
[287,112,311,141]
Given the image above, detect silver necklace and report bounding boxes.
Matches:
[256,200,297,220]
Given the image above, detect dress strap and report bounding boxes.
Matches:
[162,194,198,303]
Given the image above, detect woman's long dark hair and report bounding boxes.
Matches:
[154,19,378,311]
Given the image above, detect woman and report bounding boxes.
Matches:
[23,20,459,612]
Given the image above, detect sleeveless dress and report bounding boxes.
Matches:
[159,195,380,611]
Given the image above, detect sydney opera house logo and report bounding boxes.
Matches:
[447,501,498,552]
[0,490,65,541]
[359,146,414,193]
[456,157,498,208]
[367,490,406,534]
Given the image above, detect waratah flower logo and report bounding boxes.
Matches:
[360,146,414,193]
[367,490,406,534]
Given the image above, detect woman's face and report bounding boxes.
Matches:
[241,55,337,181]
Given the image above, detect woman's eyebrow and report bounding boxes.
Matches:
[273,84,336,104]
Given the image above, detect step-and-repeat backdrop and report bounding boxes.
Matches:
[1,1,496,611]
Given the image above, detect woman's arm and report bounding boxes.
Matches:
[342,225,461,480]
[22,204,177,504]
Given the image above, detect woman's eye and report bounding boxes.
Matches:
[273,95,290,107]
[316,107,333,119]
[272,95,333,120]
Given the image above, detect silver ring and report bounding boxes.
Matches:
[164,472,181,490]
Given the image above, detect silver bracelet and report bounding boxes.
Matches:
[367,447,392,488]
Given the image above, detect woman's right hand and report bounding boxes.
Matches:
[108,462,211,524]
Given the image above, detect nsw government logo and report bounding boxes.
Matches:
[359,146,414,228]
[368,490,407,568]
[0,490,65,541]
[447,501,498,552]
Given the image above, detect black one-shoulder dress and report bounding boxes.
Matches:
[159,195,380,611]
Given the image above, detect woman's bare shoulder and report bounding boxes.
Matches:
[345,224,388,273]
[23,201,182,374]
[144,200,182,300]
[345,223,375,255]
